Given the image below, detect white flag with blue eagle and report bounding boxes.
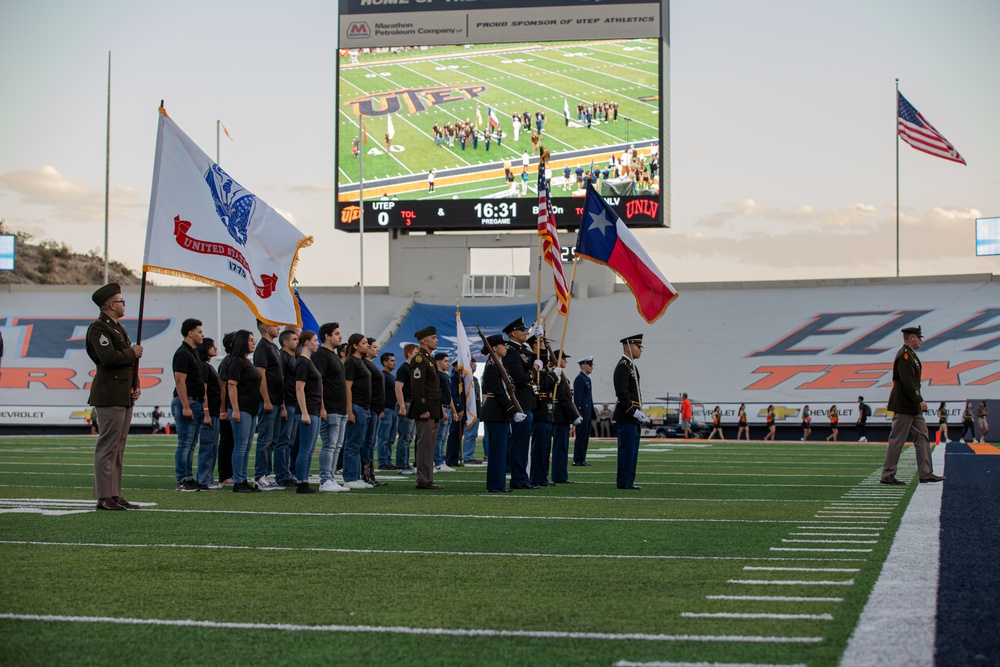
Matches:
[142,107,312,326]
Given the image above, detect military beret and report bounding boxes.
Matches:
[92,283,121,307]
[480,333,506,354]
[414,326,436,340]
[577,356,594,366]
[901,326,923,338]
[502,317,527,334]
[620,334,644,346]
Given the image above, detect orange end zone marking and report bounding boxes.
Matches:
[969,443,1000,455]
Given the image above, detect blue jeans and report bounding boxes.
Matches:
[363,408,380,462]
[485,421,510,491]
[377,409,398,466]
[434,408,451,466]
[254,404,282,480]
[274,406,298,482]
[295,413,322,483]
[616,421,640,488]
[319,412,348,484]
[462,421,478,461]
[172,396,204,483]
[228,409,258,484]
[342,404,370,482]
[396,407,414,468]
[197,415,220,486]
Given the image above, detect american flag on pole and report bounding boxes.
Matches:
[537,166,570,315]
[898,92,966,165]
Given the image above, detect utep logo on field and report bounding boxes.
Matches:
[346,85,487,118]
[205,163,254,247]
[347,22,370,38]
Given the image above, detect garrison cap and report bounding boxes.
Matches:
[92,283,121,307]
[502,317,528,334]
[481,333,506,354]
[901,326,923,338]
[620,334,644,346]
[577,355,594,366]
[414,326,436,340]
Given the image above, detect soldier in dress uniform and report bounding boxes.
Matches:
[614,334,649,490]
[529,345,557,487]
[881,326,944,485]
[408,326,444,489]
[86,283,144,510]
[551,351,582,484]
[502,317,540,489]
[572,356,594,466]
[479,334,525,492]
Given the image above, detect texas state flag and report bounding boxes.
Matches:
[488,106,500,129]
[575,184,678,323]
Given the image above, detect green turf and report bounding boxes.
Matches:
[0,435,921,666]
[337,39,659,198]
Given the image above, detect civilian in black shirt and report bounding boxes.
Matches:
[274,329,301,486]
[377,351,398,470]
[216,333,235,484]
[361,338,387,486]
[196,338,223,489]
[253,321,285,490]
[222,330,262,492]
[342,334,372,488]
[314,322,349,493]
[293,330,323,494]
[172,318,206,492]
[393,343,419,472]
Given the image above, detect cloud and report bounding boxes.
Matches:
[0,165,144,222]
[289,183,334,198]
[695,198,878,230]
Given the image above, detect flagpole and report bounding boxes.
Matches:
[556,256,579,363]
[895,78,900,278]
[103,51,111,285]
[358,113,366,333]
[215,120,223,337]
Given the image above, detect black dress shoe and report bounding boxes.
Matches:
[112,496,140,509]
[582,462,593,467]
[572,463,584,467]
[416,483,444,490]
[488,488,513,493]
[617,485,643,490]
[553,480,573,484]
[919,474,945,483]
[880,476,906,485]
[96,497,126,510]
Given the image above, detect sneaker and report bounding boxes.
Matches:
[267,475,285,490]
[377,464,398,471]
[344,480,370,490]
[233,481,253,493]
[296,482,318,494]
[858,437,867,442]
[435,464,455,472]
[256,476,280,491]
[220,478,233,486]
[397,467,415,476]
[275,478,297,488]
[464,459,484,466]
[206,483,223,490]
[319,480,349,493]
[176,480,200,492]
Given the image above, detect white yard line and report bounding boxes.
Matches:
[0,613,823,644]
[728,579,855,587]
[681,612,833,621]
[614,662,807,667]
[705,595,844,602]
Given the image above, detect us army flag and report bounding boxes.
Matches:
[455,308,478,427]
[143,107,312,326]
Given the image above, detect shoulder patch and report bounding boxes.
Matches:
[99,334,110,347]
[413,355,422,364]
[903,353,909,360]
[412,368,422,380]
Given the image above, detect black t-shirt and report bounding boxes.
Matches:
[172,342,205,401]
[438,370,452,410]
[312,346,346,415]
[221,356,261,417]
[344,355,371,408]
[296,356,323,416]
[365,359,385,414]
[383,370,397,410]
[279,349,299,407]
[253,339,284,406]
[396,361,412,401]
[203,361,222,418]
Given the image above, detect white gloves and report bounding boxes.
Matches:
[573,417,583,425]
[634,409,648,423]
[514,412,527,423]
[532,323,544,337]
[533,360,544,370]
[552,367,563,379]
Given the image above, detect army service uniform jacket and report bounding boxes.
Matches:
[613,356,642,424]
[86,313,139,407]
[553,375,577,425]
[407,348,443,421]
[480,356,516,423]
[886,344,923,415]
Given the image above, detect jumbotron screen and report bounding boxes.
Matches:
[334,37,664,232]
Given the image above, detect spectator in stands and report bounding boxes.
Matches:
[222,329,261,492]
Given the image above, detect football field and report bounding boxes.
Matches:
[337,39,660,200]
[0,435,928,666]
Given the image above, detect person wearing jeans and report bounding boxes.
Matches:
[314,323,349,492]
[253,321,284,490]
[377,351,398,469]
[196,338,223,488]
[342,333,373,489]
[222,330,262,492]
[394,343,418,472]
[293,330,324,493]
[274,329,301,486]
[172,318,206,491]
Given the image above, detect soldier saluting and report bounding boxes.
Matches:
[408,326,444,489]
[86,283,144,510]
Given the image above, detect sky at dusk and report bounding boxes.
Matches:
[1,0,998,287]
